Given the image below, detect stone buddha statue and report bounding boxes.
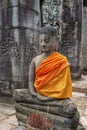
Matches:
[14,24,85,130]
[28,24,84,129]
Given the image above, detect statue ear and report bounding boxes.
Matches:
[55,43,58,51]
[55,34,60,51]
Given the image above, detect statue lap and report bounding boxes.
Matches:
[13,89,85,130]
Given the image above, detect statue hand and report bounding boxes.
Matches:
[29,89,37,97]
[31,92,37,97]
[29,85,37,97]
[37,93,54,102]
[37,94,47,101]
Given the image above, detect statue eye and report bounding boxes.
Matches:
[45,39,49,43]
[39,39,43,43]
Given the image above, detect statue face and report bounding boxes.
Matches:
[39,34,56,52]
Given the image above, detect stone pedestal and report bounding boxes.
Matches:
[13,89,85,130]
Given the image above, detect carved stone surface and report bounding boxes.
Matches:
[42,0,82,78]
[42,0,61,26]
[0,0,40,94]
[0,0,82,94]
[61,0,82,78]
[81,5,87,70]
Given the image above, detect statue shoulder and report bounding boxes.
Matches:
[31,54,43,67]
[58,53,68,61]
[32,55,42,61]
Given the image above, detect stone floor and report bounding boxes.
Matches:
[0,74,87,130]
[72,92,87,130]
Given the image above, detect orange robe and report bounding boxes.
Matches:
[34,52,72,99]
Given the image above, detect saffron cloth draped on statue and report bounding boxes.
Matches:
[34,52,72,98]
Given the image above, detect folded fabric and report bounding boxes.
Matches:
[34,52,72,98]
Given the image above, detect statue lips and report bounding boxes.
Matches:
[42,45,52,52]
[42,46,48,52]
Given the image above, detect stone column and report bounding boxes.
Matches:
[60,0,82,79]
[0,0,40,94]
[81,0,87,71]
[41,0,82,79]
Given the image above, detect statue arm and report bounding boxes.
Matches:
[28,58,36,97]
[29,58,54,101]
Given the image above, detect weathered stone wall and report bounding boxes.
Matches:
[0,0,40,94]
[61,0,82,79]
[0,0,83,94]
[81,0,87,70]
[42,0,82,78]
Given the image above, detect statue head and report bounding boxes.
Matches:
[39,24,58,53]
[40,24,57,38]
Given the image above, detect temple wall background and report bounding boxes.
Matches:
[0,0,86,95]
[81,0,87,71]
[0,0,40,94]
[42,0,82,79]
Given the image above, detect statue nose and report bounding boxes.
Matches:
[42,41,46,46]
